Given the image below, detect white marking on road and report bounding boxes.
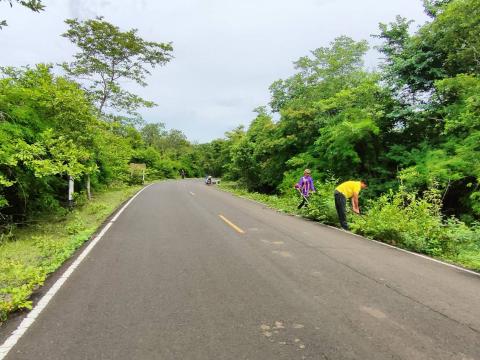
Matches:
[325,225,480,277]
[111,184,152,222]
[189,191,195,196]
[361,306,387,319]
[218,214,245,234]
[272,250,293,258]
[0,184,153,360]
[261,239,284,245]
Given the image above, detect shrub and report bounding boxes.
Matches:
[350,186,480,265]
[303,178,338,224]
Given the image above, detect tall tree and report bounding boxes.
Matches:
[423,0,452,17]
[140,122,167,148]
[376,0,479,97]
[270,36,369,112]
[61,17,173,118]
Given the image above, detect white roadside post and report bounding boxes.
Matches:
[86,174,91,200]
[68,175,74,208]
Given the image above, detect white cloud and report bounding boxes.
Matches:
[0,0,429,142]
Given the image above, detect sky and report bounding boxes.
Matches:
[0,0,429,143]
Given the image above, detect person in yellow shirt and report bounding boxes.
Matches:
[334,180,367,230]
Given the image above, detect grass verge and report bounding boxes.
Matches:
[0,184,143,323]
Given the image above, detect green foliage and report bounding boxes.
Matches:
[61,17,173,117]
[219,181,299,214]
[303,178,339,224]
[351,186,444,253]
[396,74,480,216]
[0,65,98,217]
[350,186,480,270]
[207,1,479,223]
[0,64,192,226]
[0,0,44,29]
[376,0,479,96]
[0,185,141,321]
[0,62,200,227]
[205,1,479,273]
[423,0,452,17]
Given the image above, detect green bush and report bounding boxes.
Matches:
[303,178,338,224]
[0,260,45,319]
[351,187,443,253]
[350,186,480,268]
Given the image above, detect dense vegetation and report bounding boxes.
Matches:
[0,14,205,320]
[0,185,145,321]
[198,0,480,268]
[0,18,204,234]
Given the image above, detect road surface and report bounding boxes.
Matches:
[1,180,479,359]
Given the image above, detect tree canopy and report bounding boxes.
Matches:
[61,17,173,119]
[200,0,480,222]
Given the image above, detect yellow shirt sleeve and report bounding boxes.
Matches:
[336,181,361,199]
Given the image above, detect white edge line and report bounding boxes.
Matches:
[0,184,153,360]
[218,187,479,278]
[111,184,152,222]
[322,224,480,277]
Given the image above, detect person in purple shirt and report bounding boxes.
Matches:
[294,169,316,209]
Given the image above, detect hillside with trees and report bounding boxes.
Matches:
[197,0,480,268]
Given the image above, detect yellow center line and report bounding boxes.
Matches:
[218,214,245,234]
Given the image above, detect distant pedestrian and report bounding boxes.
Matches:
[334,180,367,230]
[294,169,316,209]
[180,169,186,179]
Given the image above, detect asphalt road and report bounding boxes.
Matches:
[2,180,480,359]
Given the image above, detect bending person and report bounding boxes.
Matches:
[334,180,367,230]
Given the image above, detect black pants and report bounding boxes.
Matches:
[334,191,348,230]
[297,197,308,209]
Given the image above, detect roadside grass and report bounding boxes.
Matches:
[219,181,480,272]
[0,185,143,323]
[219,182,300,214]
